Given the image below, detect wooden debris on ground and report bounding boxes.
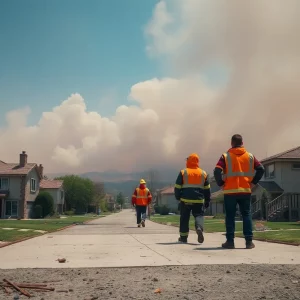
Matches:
[1,279,56,298]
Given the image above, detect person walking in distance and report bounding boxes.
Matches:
[214,134,265,249]
[132,179,152,227]
[174,153,211,243]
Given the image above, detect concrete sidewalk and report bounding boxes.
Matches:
[0,210,299,269]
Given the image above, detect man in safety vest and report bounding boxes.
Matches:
[174,153,211,243]
[132,179,152,227]
[214,134,265,249]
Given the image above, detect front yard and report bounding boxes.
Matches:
[151,215,300,245]
[0,214,109,243]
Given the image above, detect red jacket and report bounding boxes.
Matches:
[132,184,152,206]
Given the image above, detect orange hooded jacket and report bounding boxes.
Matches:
[174,153,211,204]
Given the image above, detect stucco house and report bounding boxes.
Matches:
[0,151,64,219]
[156,186,177,212]
[251,146,300,221]
[39,179,64,215]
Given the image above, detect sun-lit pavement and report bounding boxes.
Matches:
[0,209,299,269]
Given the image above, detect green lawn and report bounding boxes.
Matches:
[0,230,41,242]
[151,215,300,244]
[0,214,108,243]
[236,231,300,245]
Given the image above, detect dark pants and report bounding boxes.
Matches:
[179,202,204,238]
[136,205,147,224]
[224,194,253,242]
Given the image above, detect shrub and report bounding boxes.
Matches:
[34,205,43,219]
[45,212,61,219]
[154,206,161,214]
[65,209,75,216]
[160,205,170,215]
[34,191,54,218]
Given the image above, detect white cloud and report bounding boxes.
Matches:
[1,0,300,175]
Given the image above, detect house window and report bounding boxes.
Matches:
[60,190,64,200]
[5,200,18,217]
[30,178,37,192]
[265,163,275,178]
[292,163,300,170]
[0,178,9,190]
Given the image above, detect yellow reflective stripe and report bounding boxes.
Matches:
[180,232,189,236]
[132,195,136,198]
[174,184,182,189]
[203,184,210,189]
[223,188,252,194]
[180,198,205,203]
[182,184,205,188]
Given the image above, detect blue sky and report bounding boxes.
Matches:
[0,0,160,125]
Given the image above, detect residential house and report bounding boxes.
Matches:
[40,179,64,214]
[252,146,300,221]
[0,151,64,219]
[156,186,178,212]
[209,189,225,216]
[260,146,300,194]
[105,193,116,212]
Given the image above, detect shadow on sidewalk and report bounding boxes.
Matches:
[156,242,199,246]
[194,247,245,250]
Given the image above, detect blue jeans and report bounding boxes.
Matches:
[224,194,253,242]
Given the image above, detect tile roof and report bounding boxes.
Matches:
[40,179,63,189]
[160,186,174,194]
[0,162,37,176]
[261,146,300,163]
[258,181,284,193]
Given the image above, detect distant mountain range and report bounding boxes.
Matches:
[46,168,219,196]
[46,169,177,196]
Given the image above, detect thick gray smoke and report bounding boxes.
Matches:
[0,0,299,175]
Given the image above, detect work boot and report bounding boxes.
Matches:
[221,241,235,249]
[137,224,141,228]
[178,237,187,243]
[141,220,145,227]
[196,227,204,244]
[246,241,255,249]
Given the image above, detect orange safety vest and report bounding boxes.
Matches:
[180,168,207,203]
[223,150,255,194]
[181,168,206,188]
[135,188,150,206]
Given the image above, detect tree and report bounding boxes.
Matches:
[55,175,95,213]
[145,169,160,193]
[34,191,54,218]
[116,192,125,209]
[92,182,106,213]
[145,169,160,217]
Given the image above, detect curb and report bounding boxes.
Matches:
[250,237,300,247]
[0,224,77,249]
[0,217,101,249]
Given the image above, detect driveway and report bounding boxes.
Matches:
[0,210,299,268]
